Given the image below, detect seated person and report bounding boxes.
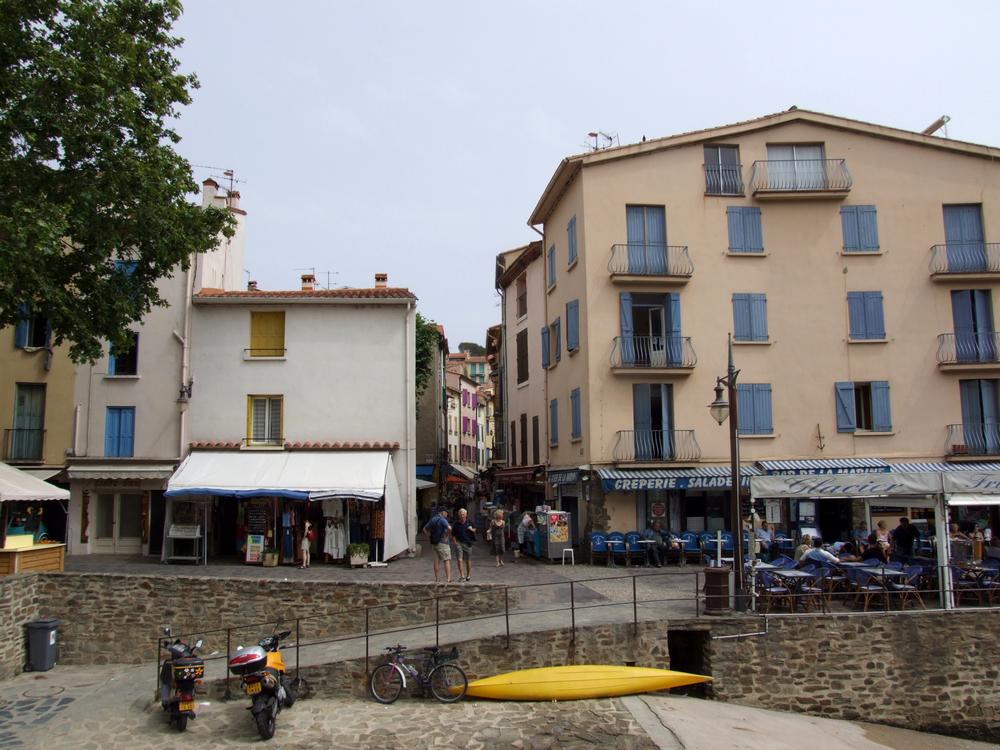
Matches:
[800,539,841,566]
[837,542,860,560]
[755,521,775,562]
[793,533,812,562]
[641,520,669,566]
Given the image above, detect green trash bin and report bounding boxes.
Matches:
[26,618,59,672]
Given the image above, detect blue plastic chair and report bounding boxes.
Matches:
[607,531,628,566]
[589,532,607,566]
[625,531,643,566]
[679,532,700,563]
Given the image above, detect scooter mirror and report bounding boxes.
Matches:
[195,639,204,649]
[162,626,172,636]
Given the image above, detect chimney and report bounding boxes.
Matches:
[227,190,241,211]
[247,280,258,291]
[375,273,388,288]
[202,178,219,208]
[301,273,315,291]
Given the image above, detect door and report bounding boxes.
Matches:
[633,384,673,460]
[960,379,1000,455]
[951,290,995,362]
[944,204,986,272]
[94,492,144,553]
[626,206,667,274]
[766,144,825,189]
[12,384,45,460]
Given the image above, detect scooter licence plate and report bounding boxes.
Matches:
[179,701,195,712]
[245,682,262,695]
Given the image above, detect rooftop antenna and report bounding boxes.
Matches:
[192,164,246,193]
[584,131,619,151]
[316,270,339,289]
[921,115,950,137]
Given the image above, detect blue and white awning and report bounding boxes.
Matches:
[599,465,760,492]
[888,461,1000,473]
[758,458,890,475]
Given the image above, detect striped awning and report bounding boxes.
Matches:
[758,458,890,475]
[888,462,1000,473]
[599,465,760,491]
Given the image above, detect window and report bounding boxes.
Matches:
[115,259,139,276]
[510,420,517,465]
[840,205,880,252]
[520,413,528,465]
[13,304,49,349]
[732,294,768,342]
[765,144,826,190]
[567,216,578,265]
[549,399,559,445]
[547,245,556,288]
[550,318,561,363]
[461,390,468,406]
[566,300,580,352]
[835,381,891,433]
[959,380,1000,454]
[11,383,45,461]
[726,207,763,253]
[515,273,527,318]
[532,415,539,464]
[247,395,283,445]
[847,292,886,340]
[249,311,285,357]
[570,388,582,439]
[104,406,135,457]
[109,332,139,375]
[462,416,469,434]
[736,383,773,435]
[626,205,668,274]
[704,145,742,195]
[541,326,550,369]
[516,329,528,384]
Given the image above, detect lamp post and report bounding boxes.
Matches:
[708,334,748,610]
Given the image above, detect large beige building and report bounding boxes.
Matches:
[525,108,1000,543]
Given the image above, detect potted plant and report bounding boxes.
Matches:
[262,548,279,567]
[347,543,370,567]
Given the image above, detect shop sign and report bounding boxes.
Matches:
[943,472,1000,494]
[750,472,942,499]
[246,534,265,563]
[650,501,666,518]
[767,467,889,475]
[603,475,750,492]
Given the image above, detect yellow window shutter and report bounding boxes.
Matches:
[250,312,285,356]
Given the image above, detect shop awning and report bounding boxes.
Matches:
[416,464,434,480]
[0,462,69,503]
[494,465,543,483]
[750,471,943,499]
[599,465,760,492]
[889,462,1000,473]
[548,469,580,485]
[447,464,476,481]
[758,458,890,475]
[948,494,1000,506]
[20,468,63,482]
[67,461,176,481]
[415,479,435,490]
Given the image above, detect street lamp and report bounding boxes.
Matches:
[707,334,748,610]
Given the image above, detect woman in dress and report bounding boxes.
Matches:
[300,521,314,569]
[488,509,506,567]
[793,533,812,562]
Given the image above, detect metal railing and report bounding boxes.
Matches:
[607,244,693,277]
[609,335,697,369]
[613,429,701,462]
[749,158,852,193]
[703,164,744,195]
[929,242,1000,274]
[945,423,1000,457]
[3,428,45,462]
[936,332,1000,365]
[244,348,287,358]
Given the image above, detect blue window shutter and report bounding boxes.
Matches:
[108,348,117,375]
[726,207,745,251]
[864,292,885,338]
[871,381,892,432]
[541,327,550,369]
[840,206,860,251]
[115,260,138,276]
[567,216,577,265]
[755,384,773,434]
[835,382,856,433]
[550,399,559,444]
[736,383,753,433]
[105,408,120,456]
[566,300,579,351]
[119,407,135,457]
[847,292,866,339]
[14,303,29,348]
[745,207,763,251]
[750,294,768,341]
[571,388,581,438]
[666,293,682,365]
[859,206,879,250]
[554,318,561,362]
[547,246,556,286]
[733,294,751,340]
[619,292,634,365]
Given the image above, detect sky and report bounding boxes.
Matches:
[171,0,1000,348]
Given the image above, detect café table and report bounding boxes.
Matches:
[635,539,659,567]
[770,569,822,611]
[605,538,624,568]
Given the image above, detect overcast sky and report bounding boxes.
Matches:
[172,1,1000,348]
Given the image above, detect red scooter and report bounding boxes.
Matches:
[158,627,204,731]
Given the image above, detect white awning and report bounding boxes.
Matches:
[415,479,435,490]
[20,468,63,482]
[948,494,1000,506]
[0,461,70,503]
[67,462,176,481]
[448,464,476,481]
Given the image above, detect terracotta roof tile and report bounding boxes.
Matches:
[190,440,401,451]
[194,287,416,300]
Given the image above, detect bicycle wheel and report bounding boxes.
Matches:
[370,664,403,704]
[429,663,467,703]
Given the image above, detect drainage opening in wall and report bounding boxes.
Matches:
[667,629,709,698]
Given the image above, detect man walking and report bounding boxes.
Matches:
[452,508,476,582]
[891,517,920,564]
[423,509,453,583]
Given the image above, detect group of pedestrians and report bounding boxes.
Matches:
[422,506,539,581]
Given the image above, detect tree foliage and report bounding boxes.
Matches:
[458,341,485,356]
[415,312,439,408]
[0,0,234,362]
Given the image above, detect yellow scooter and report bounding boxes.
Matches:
[228,629,297,740]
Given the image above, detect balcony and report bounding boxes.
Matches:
[946,423,1000,458]
[607,244,693,284]
[610,336,696,374]
[613,429,701,463]
[748,159,852,199]
[3,428,45,462]
[704,164,744,196]
[936,332,1000,371]
[929,243,1000,280]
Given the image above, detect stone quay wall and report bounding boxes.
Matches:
[0,575,39,680]
[1,572,510,669]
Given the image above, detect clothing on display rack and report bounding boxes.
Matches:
[324,517,346,559]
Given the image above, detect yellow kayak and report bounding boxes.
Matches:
[464,664,711,701]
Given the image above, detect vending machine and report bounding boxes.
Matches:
[535,509,572,561]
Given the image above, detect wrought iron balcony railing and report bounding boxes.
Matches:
[3,428,45,462]
[946,423,1000,457]
[749,159,852,193]
[929,243,1000,275]
[607,244,693,278]
[704,164,744,195]
[610,336,697,369]
[936,332,1000,365]
[613,429,701,462]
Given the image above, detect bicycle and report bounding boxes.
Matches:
[369,644,468,704]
